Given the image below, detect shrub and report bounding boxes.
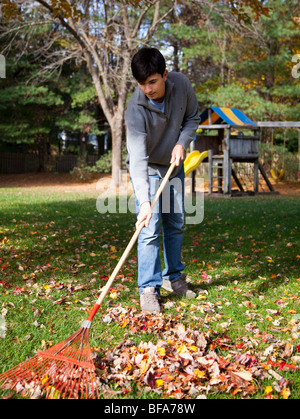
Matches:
[71,151,113,181]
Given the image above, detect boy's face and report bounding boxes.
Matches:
[137,70,168,103]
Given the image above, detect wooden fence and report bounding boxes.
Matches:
[0,152,98,174]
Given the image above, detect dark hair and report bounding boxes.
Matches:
[131,47,166,83]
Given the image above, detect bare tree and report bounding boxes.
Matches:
[1,0,174,185]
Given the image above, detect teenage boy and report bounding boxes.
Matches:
[125,47,200,313]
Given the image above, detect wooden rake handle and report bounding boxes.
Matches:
[85,161,177,323]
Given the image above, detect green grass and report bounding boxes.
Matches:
[0,186,299,399]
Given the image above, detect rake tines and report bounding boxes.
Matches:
[0,323,99,399]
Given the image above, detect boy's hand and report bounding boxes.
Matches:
[170,144,186,166]
[136,201,152,228]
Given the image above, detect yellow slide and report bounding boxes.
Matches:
[184,150,209,176]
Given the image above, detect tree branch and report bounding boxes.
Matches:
[35,0,87,51]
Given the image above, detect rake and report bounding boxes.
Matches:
[0,162,176,399]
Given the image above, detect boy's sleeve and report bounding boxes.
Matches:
[125,105,150,206]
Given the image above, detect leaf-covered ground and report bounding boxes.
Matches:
[0,184,299,399]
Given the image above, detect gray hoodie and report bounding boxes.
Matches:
[125,72,200,205]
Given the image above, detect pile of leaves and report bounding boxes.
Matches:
[92,305,296,399]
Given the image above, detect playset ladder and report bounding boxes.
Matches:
[208,149,231,194]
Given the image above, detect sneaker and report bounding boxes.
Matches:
[162,273,196,299]
[140,287,161,313]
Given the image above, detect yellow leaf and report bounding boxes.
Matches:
[194,369,206,378]
[47,386,60,399]
[110,291,118,299]
[121,321,127,328]
[157,346,166,357]
[140,357,150,374]
[41,375,49,385]
[176,344,187,355]
[281,387,291,399]
[265,386,273,395]
[156,379,164,388]
[43,284,49,290]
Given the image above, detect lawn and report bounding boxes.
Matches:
[0,185,299,399]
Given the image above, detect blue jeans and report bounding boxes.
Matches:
[134,165,185,295]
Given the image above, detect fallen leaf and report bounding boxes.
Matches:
[157,347,166,357]
[156,379,164,388]
[280,388,291,399]
[265,386,273,395]
[230,370,253,387]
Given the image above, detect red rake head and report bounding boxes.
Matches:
[0,324,99,399]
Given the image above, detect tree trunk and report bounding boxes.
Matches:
[111,115,124,186]
[220,35,227,88]
[37,105,46,172]
[79,133,87,160]
[37,133,46,172]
